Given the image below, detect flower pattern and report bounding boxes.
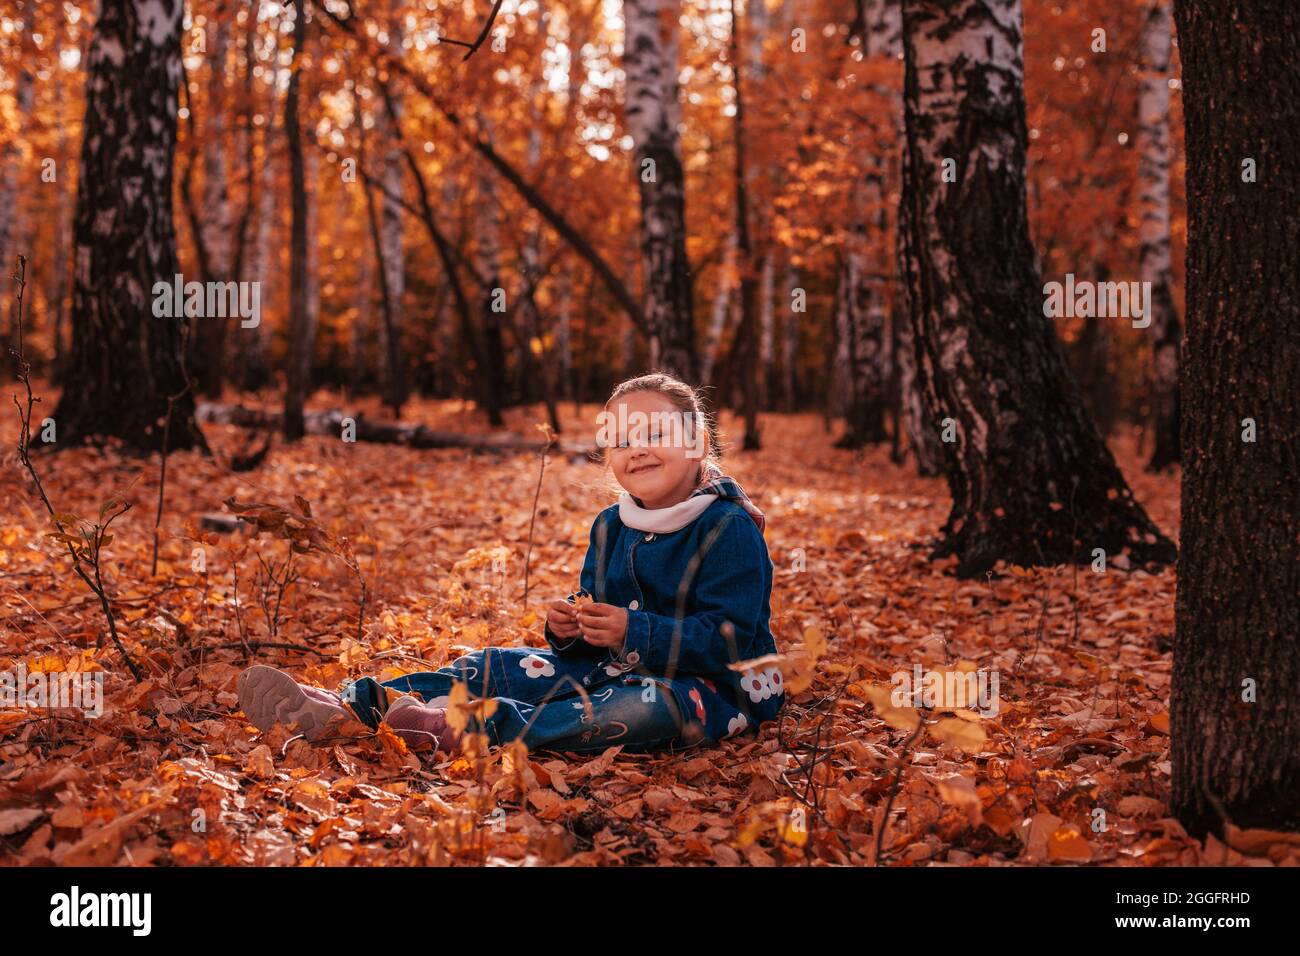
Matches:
[740,669,773,702]
[726,713,748,737]
[766,667,784,696]
[520,655,555,679]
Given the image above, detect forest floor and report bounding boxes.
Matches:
[0,391,1291,866]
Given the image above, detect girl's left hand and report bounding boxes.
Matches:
[577,603,628,650]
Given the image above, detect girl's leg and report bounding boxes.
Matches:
[385,683,696,755]
[342,647,597,730]
[498,682,701,755]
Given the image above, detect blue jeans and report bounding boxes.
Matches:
[341,647,701,755]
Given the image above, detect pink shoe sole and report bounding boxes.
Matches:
[237,665,349,742]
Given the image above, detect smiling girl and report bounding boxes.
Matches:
[236,372,784,756]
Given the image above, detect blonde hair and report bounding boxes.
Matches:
[597,372,723,495]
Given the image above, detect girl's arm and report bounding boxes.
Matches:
[614,514,771,676]
[543,513,611,657]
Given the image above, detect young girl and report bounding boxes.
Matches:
[236,372,784,756]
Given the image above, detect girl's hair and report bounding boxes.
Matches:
[599,372,723,489]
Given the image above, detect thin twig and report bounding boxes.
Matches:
[7,255,143,681]
[522,424,557,607]
[873,719,926,867]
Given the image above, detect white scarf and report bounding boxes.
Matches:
[617,492,718,533]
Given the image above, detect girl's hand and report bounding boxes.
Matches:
[577,603,628,650]
[546,599,581,639]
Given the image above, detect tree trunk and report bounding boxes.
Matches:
[54,0,204,452]
[394,126,498,423]
[1171,0,1300,836]
[758,251,775,405]
[1139,0,1182,471]
[49,99,72,378]
[350,219,374,396]
[199,403,595,455]
[749,1,774,407]
[556,260,573,399]
[897,0,1174,576]
[891,291,942,475]
[729,0,760,449]
[192,9,232,399]
[0,66,33,312]
[475,160,509,426]
[623,0,698,382]
[282,0,313,441]
[377,16,407,415]
[838,0,898,449]
[835,198,890,447]
[435,174,461,397]
[780,263,799,411]
[240,104,276,393]
[701,233,736,385]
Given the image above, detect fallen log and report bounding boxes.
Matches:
[196,403,599,458]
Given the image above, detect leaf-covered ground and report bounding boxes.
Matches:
[1,396,1294,866]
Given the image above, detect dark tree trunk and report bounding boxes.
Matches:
[624,0,699,383]
[780,263,799,412]
[358,101,405,419]
[891,290,942,475]
[282,0,312,441]
[834,216,890,448]
[1069,306,1119,436]
[897,0,1174,577]
[54,0,205,452]
[1171,0,1300,836]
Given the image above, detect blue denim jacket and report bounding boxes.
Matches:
[544,499,785,742]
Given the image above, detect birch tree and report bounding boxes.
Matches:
[0,66,33,295]
[1137,0,1181,471]
[2,60,34,362]
[54,0,204,451]
[835,182,889,447]
[623,0,697,382]
[837,0,895,449]
[239,53,277,393]
[192,7,232,397]
[897,0,1174,576]
[376,14,407,414]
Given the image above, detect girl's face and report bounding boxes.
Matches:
[606,390,705,510]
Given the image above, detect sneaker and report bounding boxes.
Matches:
[236,664,350,742]
[385,695,462,754]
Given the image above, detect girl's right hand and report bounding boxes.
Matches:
[546,599,581,638]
